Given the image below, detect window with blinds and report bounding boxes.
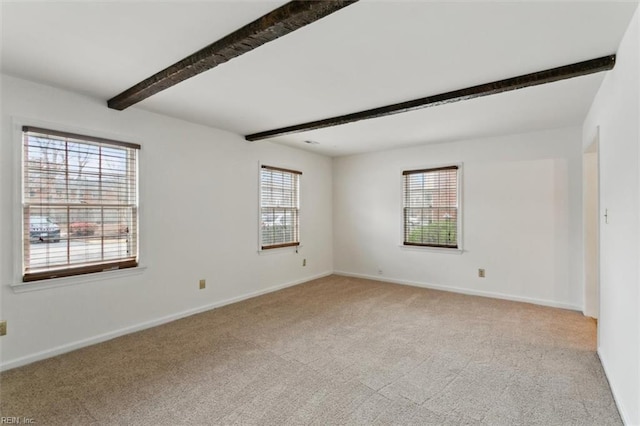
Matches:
[22,126,140,282]
[260,165,301,250]
[403,165,459,248]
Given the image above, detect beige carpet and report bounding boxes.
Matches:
[0,275,621,425]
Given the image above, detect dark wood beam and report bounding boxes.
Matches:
[245,55,616,141]
[108,0,359,111]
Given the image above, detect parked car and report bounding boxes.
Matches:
[29,216,60,243]
[261,213,284,227]
[69,221,97,236]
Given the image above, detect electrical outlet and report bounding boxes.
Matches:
[199,279,206,290]
[303,258,307,267]
[478,269,486,278]
[378,269,383,275]
[0,320,6,336]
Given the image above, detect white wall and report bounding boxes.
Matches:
[0,75,333,370]
[583,7,640,425]
[333,126,583,310]
[583,149,599,319]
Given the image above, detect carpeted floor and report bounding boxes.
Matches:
[0,275,621,425]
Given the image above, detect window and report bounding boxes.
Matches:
[22,126,140,282]
[403,165,460,249]
[260,165,301,249]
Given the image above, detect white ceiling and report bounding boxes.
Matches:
[1,1,638,156]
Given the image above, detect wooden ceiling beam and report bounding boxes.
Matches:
[245,55,616,141]
[108,0,358,111]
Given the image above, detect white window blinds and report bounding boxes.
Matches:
[403,166,459,248]
[260,165,301,249]
[22,126,140,281]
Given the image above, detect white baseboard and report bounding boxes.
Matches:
[333,271,582,311]
[0,271,332,372]
[597,349,633,426]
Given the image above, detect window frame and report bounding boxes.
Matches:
[18,124,141,283]
[258,163,301,251]
[401,163,463,251]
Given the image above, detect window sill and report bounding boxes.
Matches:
[258,245,303,255]
[10,265,147,293]
[398,245,464,254]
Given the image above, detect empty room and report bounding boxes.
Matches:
[1,1,639,425]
